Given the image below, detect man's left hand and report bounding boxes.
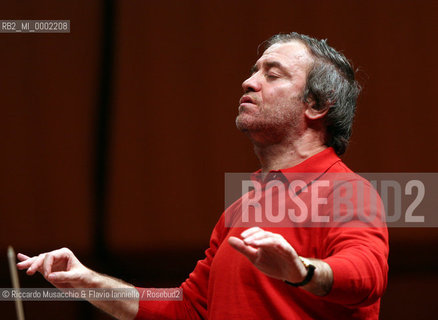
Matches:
[228,227,307,283]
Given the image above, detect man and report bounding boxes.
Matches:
[17,32,388,319]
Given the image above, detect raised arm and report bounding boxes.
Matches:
[16,247,138,320]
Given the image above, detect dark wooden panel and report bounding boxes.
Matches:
[0,1,101,252]
[108,0,438,248]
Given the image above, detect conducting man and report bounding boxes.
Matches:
[17,32,388,319]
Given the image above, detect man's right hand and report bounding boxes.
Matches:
[16,247,93,289]
[16,247,139,319]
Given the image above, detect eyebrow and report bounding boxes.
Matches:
[250,61,288,75]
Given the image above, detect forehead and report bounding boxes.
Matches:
[257,40,313,71]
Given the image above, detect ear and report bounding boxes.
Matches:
[304,96,330,120]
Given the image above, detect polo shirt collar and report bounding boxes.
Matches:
[252,147,341,184]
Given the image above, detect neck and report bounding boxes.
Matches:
[252,130,327,174]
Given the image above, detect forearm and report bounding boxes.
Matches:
[85,270,139,320]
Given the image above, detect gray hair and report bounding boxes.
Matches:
[265,32,361,155]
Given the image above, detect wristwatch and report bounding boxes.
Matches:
[284,257,316,287]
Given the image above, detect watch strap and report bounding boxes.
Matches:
[284,259,316,287]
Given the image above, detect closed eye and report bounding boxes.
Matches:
[266,73,280,80]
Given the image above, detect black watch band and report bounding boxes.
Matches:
[284,257,316,287]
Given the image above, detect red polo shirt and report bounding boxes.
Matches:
[136,147,389,319]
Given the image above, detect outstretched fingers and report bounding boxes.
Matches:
[241,228,282,247]
[16,254,35,270]
[14,248,89,289]
[16,248,75,277]
[27,254,46,275]
[17,253,31,262]
[241,227,263,238]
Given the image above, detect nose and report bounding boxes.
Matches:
[242,73,261,93]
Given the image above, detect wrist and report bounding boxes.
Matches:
[284,257,316,287]
[82,268,102,288]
